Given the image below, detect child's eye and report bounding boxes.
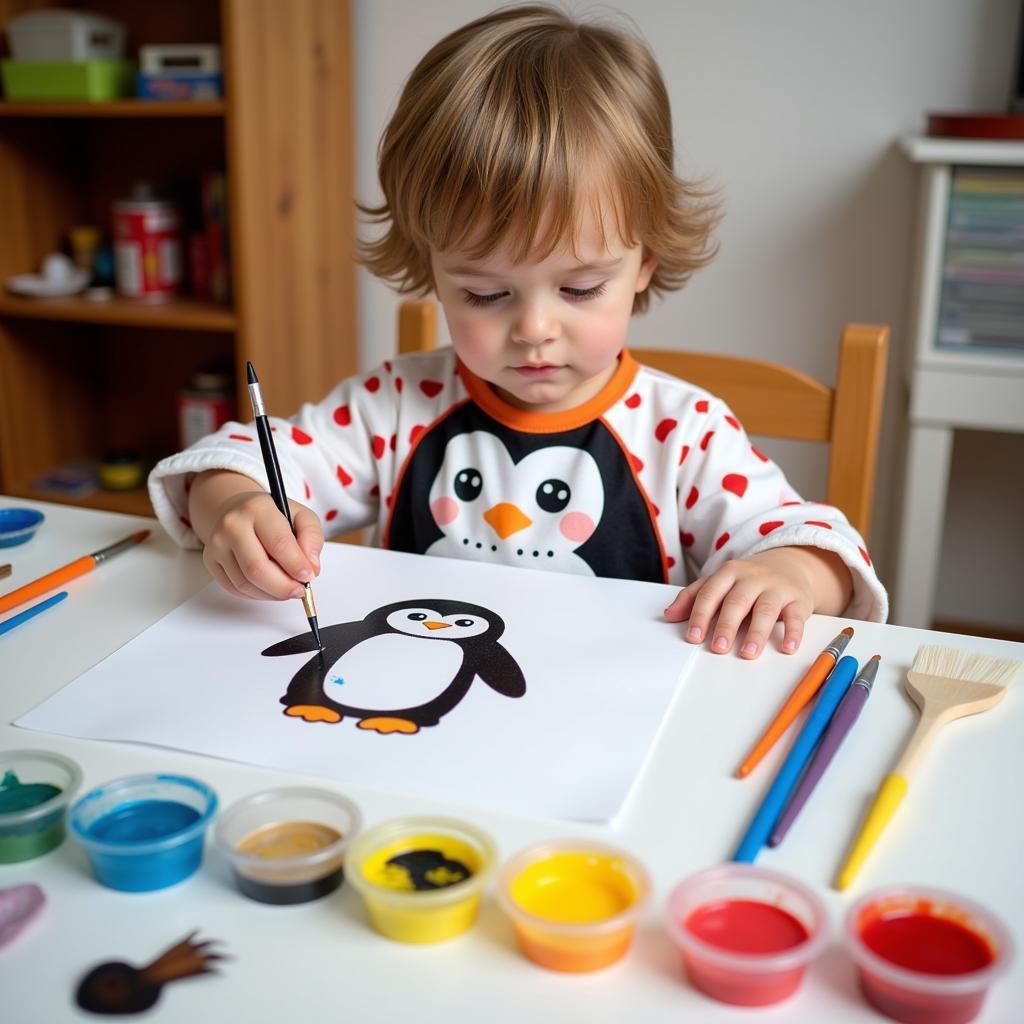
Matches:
[561,283,607,302]
[463,290,507,307]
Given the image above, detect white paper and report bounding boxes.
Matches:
[17,545,695,822]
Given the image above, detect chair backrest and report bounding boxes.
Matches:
[396,299,888,539]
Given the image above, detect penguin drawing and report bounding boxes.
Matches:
[262,599,526,735]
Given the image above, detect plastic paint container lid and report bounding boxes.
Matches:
[843,885,1015,1024]
[0,750,82,863]
[665,864,829,1006]
[69,773,217,892]
[214,787,362,905]
[497,838,651,972]
[346,815,497,944]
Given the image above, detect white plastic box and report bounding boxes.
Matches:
[5,9,126,63]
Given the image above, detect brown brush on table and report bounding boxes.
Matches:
[245,361,323,651]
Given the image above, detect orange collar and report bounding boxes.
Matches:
[456,351,640,434]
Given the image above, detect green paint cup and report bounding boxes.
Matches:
[0,750,82,863]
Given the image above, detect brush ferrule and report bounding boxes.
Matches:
[825,630,853,662]
[247,380,266,418]
[853,657,880,693]
[300,583,316,619]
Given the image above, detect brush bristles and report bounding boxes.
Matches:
[912,645,1023,686]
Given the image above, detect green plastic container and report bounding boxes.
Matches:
[1,59,136,101]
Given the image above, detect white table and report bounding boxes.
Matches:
[2,498,1022,1022]
[893,137,1024,629]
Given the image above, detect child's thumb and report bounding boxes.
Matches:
[291,505,324,572]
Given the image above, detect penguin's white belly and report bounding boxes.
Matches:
[323,633,464,711]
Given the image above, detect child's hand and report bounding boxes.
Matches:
[663,547,851,659]
[188,470,323,601]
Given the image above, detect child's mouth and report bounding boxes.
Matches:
[513,364,562,378]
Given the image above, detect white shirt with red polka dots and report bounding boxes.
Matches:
[149,347,887,621]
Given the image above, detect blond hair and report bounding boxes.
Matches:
[359,3,720,313]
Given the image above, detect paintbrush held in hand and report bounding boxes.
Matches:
[836,644,1021,890]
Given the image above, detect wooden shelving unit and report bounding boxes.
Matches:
[0,0,357,518]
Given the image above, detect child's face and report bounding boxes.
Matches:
[431,202,657,412]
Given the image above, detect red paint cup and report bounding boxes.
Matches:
[843,886,1015,1024]
[665,864,829,1006]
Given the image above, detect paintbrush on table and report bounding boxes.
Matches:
[836,644,1022,890]
[0,564,11,581]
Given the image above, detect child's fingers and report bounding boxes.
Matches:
[290,503,324,574]
[707,579,765,654]
[254,512,315,585]
[226,531,306,600]
[738,591,786,659]
[204,547,275,601]
[683,565,738,645]
[663,577,705,623]
[779,603,808,653]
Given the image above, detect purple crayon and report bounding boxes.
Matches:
[768,655,880,847]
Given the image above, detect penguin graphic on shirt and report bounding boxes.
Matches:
[387,403,664,582]
[262,598,525,734]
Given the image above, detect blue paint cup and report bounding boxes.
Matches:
[69,774,217,892]
[0,508,44,547]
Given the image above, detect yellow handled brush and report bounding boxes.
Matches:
[836,644,1021,890]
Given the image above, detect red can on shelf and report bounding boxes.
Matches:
[113,190,182,301]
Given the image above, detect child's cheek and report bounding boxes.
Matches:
[431,497,460,526]
[560,512,595,543]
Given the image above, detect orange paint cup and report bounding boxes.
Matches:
[497,839,650,972]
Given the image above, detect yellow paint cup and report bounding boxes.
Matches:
[497,839,651,972]
[345,816,497,944]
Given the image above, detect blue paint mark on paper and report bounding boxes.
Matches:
[328,675,346,687]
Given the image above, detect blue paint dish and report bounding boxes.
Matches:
[69,774,217,892]
[0,508,44,547]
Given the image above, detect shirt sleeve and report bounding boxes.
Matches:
[676,396,887,622]
[148,367,396,549]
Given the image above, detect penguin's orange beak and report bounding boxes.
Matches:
[483,502,532,539]
[423,621,451,630]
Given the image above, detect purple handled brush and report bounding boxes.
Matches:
[768,655,880,847]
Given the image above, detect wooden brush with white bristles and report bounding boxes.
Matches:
[835,644,1022,890]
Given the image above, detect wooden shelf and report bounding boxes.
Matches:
[0,100,226,119]
[9,482,154,518]
[0,294,237,332]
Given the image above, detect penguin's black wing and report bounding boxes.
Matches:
[261,621,363,657]
[473,643,526,698]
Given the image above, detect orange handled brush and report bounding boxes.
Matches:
[0,530,149,615]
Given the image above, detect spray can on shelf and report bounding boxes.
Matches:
[177,364,236,449]
[112,183,182,300]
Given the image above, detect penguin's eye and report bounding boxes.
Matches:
[454,618,475,628]
[407,612,428,621]
[536,478,571,513]
[453,468,483,502]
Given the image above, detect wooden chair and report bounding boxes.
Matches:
[397,300,889,539]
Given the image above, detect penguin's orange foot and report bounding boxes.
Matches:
[357,717,419,735]
[285,705,342,724]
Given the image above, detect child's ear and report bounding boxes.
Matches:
[636,249,658,293]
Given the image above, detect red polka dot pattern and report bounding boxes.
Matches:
[383,361,392,373]
[679,445,690,466]
[325,509,338,521]
[655,418,678,442]
[695,399,709,413]
[700,430,714,451]
[714,532,730,551]
[666,556,676,568]
[291,426,313,445]
[303,481,311,500]
[685,486,699,510]
[681,532,695,547]
[371,436,386,459]
[365,376,380,393]
[759,520,784,536]
[409,424,425,445]
[395,377,404,392]
[228,433,253,442]
[805,520,832,529]
[420,380,443,398]
[336,464,353,487]
[725,415,741,430]
[722,473,748,498]
[629,453,644,473]
[859,546,872,566]
[625,393,641,409]
[333,405,351,427]
[751,445,769,462]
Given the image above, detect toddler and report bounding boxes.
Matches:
[150,4,887,660]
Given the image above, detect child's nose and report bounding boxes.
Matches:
[512,301,559,345]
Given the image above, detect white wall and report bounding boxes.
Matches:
[353,0,1023,629]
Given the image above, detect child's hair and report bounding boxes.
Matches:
[359,3,720,313]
